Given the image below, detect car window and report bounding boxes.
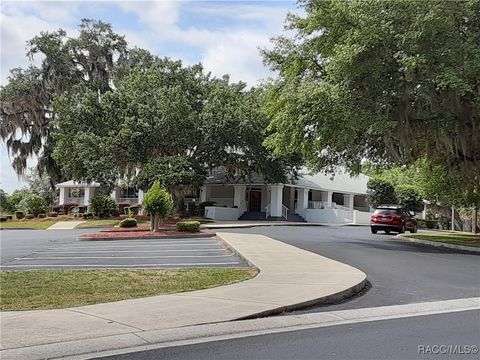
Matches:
[374,209,397,215]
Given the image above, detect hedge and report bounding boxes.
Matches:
[176,221,200,232]
[119,218,138,228]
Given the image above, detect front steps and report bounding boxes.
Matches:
[238,212,307,222]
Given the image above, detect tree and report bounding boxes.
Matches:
[262,0,480,186]
[25,168,55,205]
[0,19,128,183]
[366,179,396,208]
[0,189,14,213]
[7,189,34,212]
[89,195,117,218]
[142,181,174,232]
[395,185,424,213]
[25,194,47,216]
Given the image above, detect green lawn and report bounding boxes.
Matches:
[0,220,58,230]
[0,268,257,310]
[403,231,480,248]
[75,219,150,228]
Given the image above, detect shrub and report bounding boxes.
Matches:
[0,217,6,222]
[38,214,46,218]
[90,195,117,218]
[6,215,12,220]
[82,212,94,219]
[25,214,35,219]
[25,194,47,216]
[15,211,25,219]
[176,220,200,232]
[119,218,138,228]
[49,211,58,217]
[52,203,78,214]
[143,182,173,231]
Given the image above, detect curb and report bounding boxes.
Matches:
[396,234,480,254]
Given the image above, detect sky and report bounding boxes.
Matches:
[0,0,298,193]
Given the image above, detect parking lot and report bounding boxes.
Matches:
[0,230,247,270]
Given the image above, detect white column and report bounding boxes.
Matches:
[233,185,247,213]
[110,187,117,201]
[269,184,284,217]
[297,188,309,213]
[321,191,333,208]
[200,186,207,203]
[59,188,66,205]
[138,189,144,204]
[84,187,92,208]
[451,206,455,231]
[343,194,355,209]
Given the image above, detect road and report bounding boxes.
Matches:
[221,226,480,311]
[0,229,247,269]
[99,310,480,360]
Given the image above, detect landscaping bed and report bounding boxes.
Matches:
[99,225,176,232]
[78,230,213,240]
[0,268,257,310]
[402,231,480,248]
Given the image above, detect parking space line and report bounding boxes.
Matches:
[14,255,235,260]
[44,249,225,253]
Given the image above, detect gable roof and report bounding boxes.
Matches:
[55,180,100,188]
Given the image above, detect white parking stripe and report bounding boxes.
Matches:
[15,255,234,260]
[0,262,241,268]
[58,243,218,248]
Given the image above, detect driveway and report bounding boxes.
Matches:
[221,226,480,311]
[0,230,247,270]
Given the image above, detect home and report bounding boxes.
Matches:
[56,168,372,224]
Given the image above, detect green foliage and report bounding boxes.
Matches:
[24,168,55,205]
[82,212,94,219]
[25,194,48,216]
[395,185,424,213]
[89,195,117,218]
[0,189,14,213]
[15,211,25,219]
[263,0,480,186]
[119,218,137,228]
[142,181,173,218]
[176,221,200,233]
[366,179,396,208]
[7,189,33,211]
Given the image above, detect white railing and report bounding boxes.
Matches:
[282,205,289,219]
[265,204,271,219]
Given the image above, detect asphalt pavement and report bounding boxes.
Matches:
[98,310,480,360]
[0,230,247,269]
[221,226,480,311]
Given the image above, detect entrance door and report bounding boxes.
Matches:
[249,191,262,212]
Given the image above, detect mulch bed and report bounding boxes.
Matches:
[78,230,214,241]
[100,225,176,232]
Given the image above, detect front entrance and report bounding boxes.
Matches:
[249,190,262,212]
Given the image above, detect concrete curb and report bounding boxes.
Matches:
[1,232,367,360]
[396,234,480,254]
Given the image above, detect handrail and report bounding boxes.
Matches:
[282,204,289,219]
[265,204,271,219]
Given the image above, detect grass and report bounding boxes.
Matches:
[76,219,150,228]
[403,231,480,248]
[0,268,258,310]
[0,220,58,230]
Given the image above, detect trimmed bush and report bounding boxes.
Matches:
[90,195,117,218]
[176,221,200,232]
[25,194,48,216]
[15,211,25,219]
[82,212,94,219]
[119,218,138,228]
[38,214,46,218]
[6,215,13,220]
[49,211,58,217]
[0,217,7,222]
[25,214,35,219]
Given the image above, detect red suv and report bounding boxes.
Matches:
[370,205,417,234]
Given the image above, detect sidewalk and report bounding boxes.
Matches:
[0,232,367,359]
[47,221,85,230]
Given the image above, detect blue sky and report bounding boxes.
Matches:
[0,0,298,193]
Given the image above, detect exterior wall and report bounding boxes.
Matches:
[204,206,240,221]
[305,208,354,224]
[353,210,372,225]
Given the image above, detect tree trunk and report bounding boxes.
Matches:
[154,213,160,232]
[473,207,478,234]
[150,213,155,232]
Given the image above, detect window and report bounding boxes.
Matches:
[120,187,138,198]
[374,209,398,215]
[69,188,84,198]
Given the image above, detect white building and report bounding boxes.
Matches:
[55,168,372,224]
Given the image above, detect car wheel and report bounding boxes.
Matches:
[399,224,405,234]
[385,230,390,234]
[410,225,417,233]
[371,228,377,234]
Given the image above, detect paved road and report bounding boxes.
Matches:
[99,310,480,360]
[0,230,247,270]
[221,226,480,312]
